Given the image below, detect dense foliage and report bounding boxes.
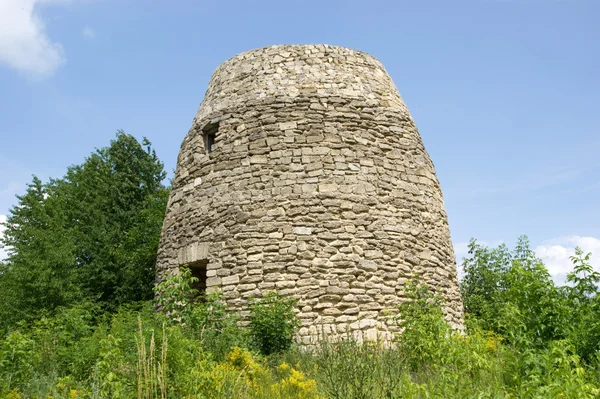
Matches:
[1,134,600,397]
[2,250,600,398]
[462,237,600,362]
[0,132,168,330]
[248,291,300,356]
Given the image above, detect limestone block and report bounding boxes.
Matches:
[293,227,313,235]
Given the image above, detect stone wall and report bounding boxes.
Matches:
[156,44,463,343]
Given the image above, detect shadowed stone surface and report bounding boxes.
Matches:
[156,44,463,342]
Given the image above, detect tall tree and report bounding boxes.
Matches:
[0,177,80,329]
[0,132,168,329]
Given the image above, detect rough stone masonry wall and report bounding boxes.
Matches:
[157,44,463,343]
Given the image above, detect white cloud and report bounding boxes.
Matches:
[535,236,600,285]
[0,0,84,79]
[82,26,95,38]
[0,214,7,261]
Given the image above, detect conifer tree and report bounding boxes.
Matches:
[0,132,168,329]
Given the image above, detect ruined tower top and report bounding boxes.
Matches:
[157,44,463,343]
[192,45,407,125]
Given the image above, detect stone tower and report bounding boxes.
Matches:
[157,44,463,342]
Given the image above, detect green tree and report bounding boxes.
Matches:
[460,238,511,332]
[564,248,600,362]
[0,132,167,329]
[61,132,167,306]
[0,177,80,329]
[460,236,569,348]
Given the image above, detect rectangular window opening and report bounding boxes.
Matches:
[203,123,219,154]
[186,260,208,298]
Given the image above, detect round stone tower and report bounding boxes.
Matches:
[157,44,463,342]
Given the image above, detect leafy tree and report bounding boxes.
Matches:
[0,132,167,329]
[0,177,80,329]
[61,131,167,306]
[460,236,600,362]
[564,248,600,362]
[460,236,569,348]
[501,238,568,347]
[460,238,511,332]
[567,248,600,300]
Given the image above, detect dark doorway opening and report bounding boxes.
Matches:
[187,260,208,297]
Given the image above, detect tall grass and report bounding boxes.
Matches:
[2,247,600,398]
[135,316,167,399]
[1,300,599,398]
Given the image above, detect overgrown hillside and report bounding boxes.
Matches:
[1,134,599,398]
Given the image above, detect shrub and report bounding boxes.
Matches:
[248,292,300,356]
[0,331,34,392]
[94,334,130,398]
[395,280,451,369]
[154,267,198,326]
[191,291,247,361]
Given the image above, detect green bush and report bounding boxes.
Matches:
[395,281,451,369]
[0,331,34,392]
[248,291,300,356]
[154,266,198,326]
[191,291,247,361]
[460,236,600,362]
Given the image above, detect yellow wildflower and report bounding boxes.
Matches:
[6,390,21,399]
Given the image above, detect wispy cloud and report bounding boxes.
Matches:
[459,167,584,199]
[82,26,95,38]
[0,0,86,79]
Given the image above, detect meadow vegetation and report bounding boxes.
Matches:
[1,134,600,398]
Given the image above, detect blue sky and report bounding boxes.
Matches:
[0,0,598,280]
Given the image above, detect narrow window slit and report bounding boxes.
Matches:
[203,123,219,154]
